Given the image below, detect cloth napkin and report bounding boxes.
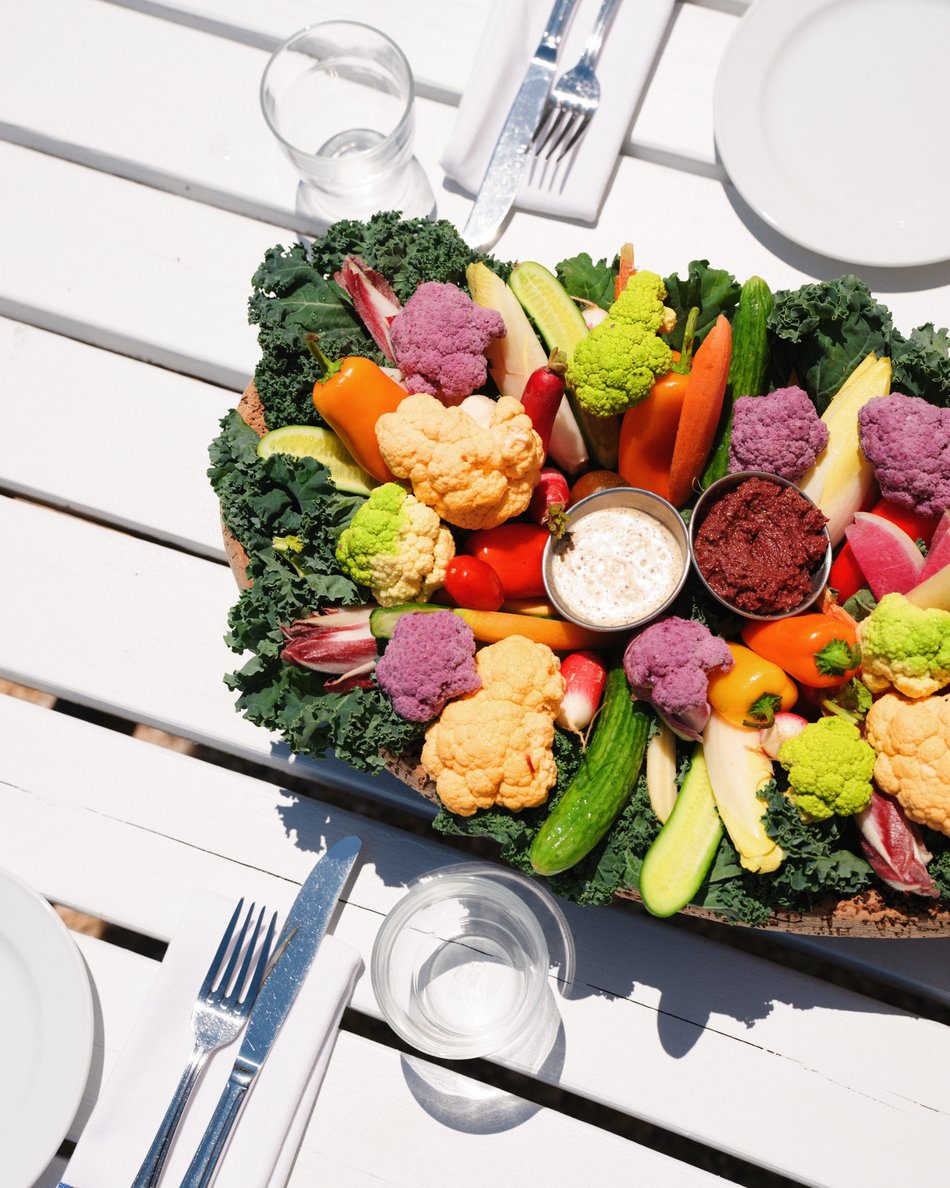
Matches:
[58,890,362,1188]
[441,0,675,223]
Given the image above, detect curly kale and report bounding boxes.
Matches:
[306,210,511,302]
[433,718,663,907]
[247,216,511,430]
[208,409,422,769]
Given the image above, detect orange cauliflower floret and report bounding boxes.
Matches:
[865,692,950,835]
[421,635,565,816]
[374,392,543,530]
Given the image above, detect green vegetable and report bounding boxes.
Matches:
[529,668,651,876]
[821,677,873,725]
[369,601,444,639]
[566,272,674,418]
[257,424,377,495]
[662,259,741,351]
[767,275,950,413]
[639,746,723,917]
[509,259,618,468]
[859,592,950,698]
[555,251,617,310]
[702,275,774,487]
[248,214,511,431]
[777,717,875,820]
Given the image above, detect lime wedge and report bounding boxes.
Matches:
[257,425,377,495]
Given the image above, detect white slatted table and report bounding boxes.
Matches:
[3,3,950,1187]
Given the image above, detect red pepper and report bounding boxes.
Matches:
[741,613,861,689]
[519,350,566,458]
[464,522,549,599]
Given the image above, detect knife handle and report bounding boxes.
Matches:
[541,0,578,50]
[179,1075,248,1188]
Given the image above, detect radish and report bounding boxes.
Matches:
[528,467,570,536]
[758,712,808,760]
[556,650,608,735]
[844,511,926,597]
[520,350,567,457]
[918,509,950,582]
[458,393,496,429]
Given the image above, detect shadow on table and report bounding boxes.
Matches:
[276,789,935,1062]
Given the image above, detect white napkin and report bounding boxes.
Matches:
[58,890,362,1188]
[441,0,674,223]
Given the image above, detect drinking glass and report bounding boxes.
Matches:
[260,21,435,222]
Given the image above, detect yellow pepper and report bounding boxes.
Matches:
[706,643,798,729]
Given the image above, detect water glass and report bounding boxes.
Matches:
[260,21,434,221]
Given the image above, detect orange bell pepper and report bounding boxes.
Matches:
[741,612,861,689]
[706,643,798,729]
[308,335,406,483]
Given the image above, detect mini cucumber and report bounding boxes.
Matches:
[509,261,619,468]
[701,275,774,488]
[638,746,723,918]
[529,668,650,876]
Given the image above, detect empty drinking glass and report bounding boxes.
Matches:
[261,21,435,223]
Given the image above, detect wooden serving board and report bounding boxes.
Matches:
[224,384,950,937]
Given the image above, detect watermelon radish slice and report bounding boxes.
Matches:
[919,510,950,582]
[844,511,926,597]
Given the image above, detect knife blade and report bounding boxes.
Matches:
[180,836,362,1187]
[462,0,579,250]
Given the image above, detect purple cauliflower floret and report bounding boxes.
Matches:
[375,610,480,722]
[623,616,734,741]
[728,386,829,481]
[857,393,950,518]
[390,281,506,402]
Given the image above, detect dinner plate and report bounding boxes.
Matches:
[0,866,93,1187]
[714,0,950,267]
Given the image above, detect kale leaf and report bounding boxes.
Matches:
[556,251,616,310]
[767,276,950,412]
[663,260,741,350]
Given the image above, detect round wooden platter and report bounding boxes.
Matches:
[223,383,950,937]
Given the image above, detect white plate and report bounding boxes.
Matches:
[714,0,950,267]
[0,867,93,1187]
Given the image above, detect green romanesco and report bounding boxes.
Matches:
[777,717,875,821]
[609,270,677,334]
[566,270,674,417]
[857,592,950,699]
[335,482,454,606]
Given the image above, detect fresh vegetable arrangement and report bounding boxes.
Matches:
[211,210,950,932]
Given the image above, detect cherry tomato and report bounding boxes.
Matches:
[568,470,626,506]
[464,523,549,599]
[443,555,505,612]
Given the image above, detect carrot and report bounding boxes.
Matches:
[667,314,732,507]
[453,608,610,651]
[613,242,636,300]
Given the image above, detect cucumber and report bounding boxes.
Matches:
[509,261,619,469]
[638,746,723,918]
[369,602,442,639]
[701,275,774,488]
[529,668,650,876]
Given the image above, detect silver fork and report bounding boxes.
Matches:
[132,899,278,1188]
[532,0,621,164]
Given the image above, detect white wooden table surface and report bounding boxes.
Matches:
[3,2,950,1186]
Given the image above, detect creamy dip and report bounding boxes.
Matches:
[550,507,684,627]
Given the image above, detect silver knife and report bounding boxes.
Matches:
[462,0,579,250]
[179,836,362,1187]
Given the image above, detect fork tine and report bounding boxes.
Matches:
[215,899,256,996]
[541,109,579,162]
[223,904,268,1006]
[551,111,591,163]
[243,910,279,1005]
[530,105,560,158]
[197,897,243,997]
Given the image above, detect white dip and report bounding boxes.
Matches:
[551,507,683,627]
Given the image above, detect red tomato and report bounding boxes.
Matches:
[443,555,505,612]
[464,523,549,599]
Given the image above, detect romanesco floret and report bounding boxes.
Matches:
[567,322,673,417]
[857,592,950,699]
[566,270,675,416]
[609,270,677,334]
[335,482,454,606]
[778,716,875,820]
